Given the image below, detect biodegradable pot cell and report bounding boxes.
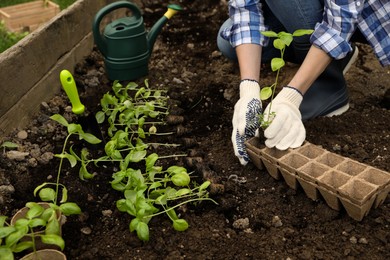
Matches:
[356,168,390,208]
[295,143,324,159]
[279,168,299,190]
[316,152,345,168]
[261,157,281,180]
[296,176,320,201]
[338,195,377,221]
[259,146,289,164]
[336,160,367,177]
[21,249,66,260]
[11,202,63,251]
[297,161,330,184]
[317,170,351,193]
[278,153,309,175]
[246,148,264,170]
[337,178,379,205]
[317,186,342,210]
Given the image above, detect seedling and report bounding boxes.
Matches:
[81,80,217,241]
[259,29,314,128]
[1,141,18,154]
[0,203,64,260]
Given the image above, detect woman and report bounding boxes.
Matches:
[217,0,390,165]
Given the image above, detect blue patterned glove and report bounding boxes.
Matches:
[231,80,262,165]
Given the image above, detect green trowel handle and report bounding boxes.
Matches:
[60,70,85,115]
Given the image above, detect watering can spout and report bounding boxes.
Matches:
[148,4,182,53]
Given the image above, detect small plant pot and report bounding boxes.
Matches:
[20,249,67,260]
[11,202,64,251]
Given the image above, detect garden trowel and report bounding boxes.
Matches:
[59,69,105,145]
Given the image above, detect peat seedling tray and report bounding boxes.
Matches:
[246,137,390,221]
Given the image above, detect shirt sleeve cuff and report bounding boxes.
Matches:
[310,22,352,60]
[222,23,269,48]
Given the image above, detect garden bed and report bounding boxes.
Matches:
[1,0,390,259]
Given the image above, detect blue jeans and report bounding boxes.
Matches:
[217,0,324,63]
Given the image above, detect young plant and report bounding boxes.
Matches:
[0,116,95,259]
[32,115,98,224]
[84,80,217,241]
[259,29,314,128]
[0,203,64,260]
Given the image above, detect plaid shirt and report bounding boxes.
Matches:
[222,0,390,66]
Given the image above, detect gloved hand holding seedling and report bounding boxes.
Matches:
[259,29,313,150]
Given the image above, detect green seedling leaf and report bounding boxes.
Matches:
[261,31,278,38]
[167,166,187,176]
[260,87,273,101]
[173,219,189,232]
[79,164,95,180]
[135,221,149,241]
[293,29,314,37]
[129,150,147,163]
[26,204,44,219]
[28,218,46,228]
[38,188,56,202]
[5,229,26,247]
[271,57,285,72]
[273,38,286,50]
[45,218,60,235]
[12,241,33,253]
[116,199,128,212]
[278,31,293,46]
[40,234,65,251]
[34,182,48,197]
[41,208,56,222]
[1,141,18,149]
[0,247,13,260]
[149,182,162,190]
[126,81,139,90]
[60,186,68,204]
[67,123,83,135]
[80,132,101,144]
[175,188,191,197]
[0,226,16,239]
[55,152,77,167]
[171,172,191,187]
[145,153,159,172]
[59,202,81,216]
[166,208,178,221]
[50,114,69,127]
[95,111,105,124]
[0,216,7,227]
[129,218,139,232]
[155,194,167,205]
[199,181,211,192]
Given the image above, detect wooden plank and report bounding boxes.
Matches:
[0,0,60,32]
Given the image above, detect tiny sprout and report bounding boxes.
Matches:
[1,141,18,154]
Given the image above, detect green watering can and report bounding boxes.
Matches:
[93,1,181,81]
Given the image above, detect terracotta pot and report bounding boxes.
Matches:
[20,249,66,260]
[11,202,64,251]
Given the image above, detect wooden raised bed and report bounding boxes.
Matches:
[0,0,60,32]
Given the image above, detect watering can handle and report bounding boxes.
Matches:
[92,1,142,56]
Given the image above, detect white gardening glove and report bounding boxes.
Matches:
[232,80,262,165]
[263,86,306,150]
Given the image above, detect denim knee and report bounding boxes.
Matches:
[217,19,237,61]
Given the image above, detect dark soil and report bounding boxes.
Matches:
[1,0,390,259]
